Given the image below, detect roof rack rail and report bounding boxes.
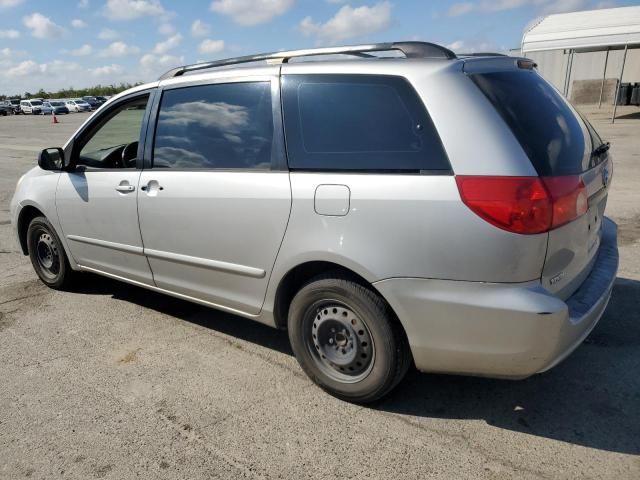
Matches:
[458,52,508,57]
[158,41,457,80]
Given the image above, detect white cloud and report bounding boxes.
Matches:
[153,33,182,54]
[7,60,42,77]
[538,0,589,14]
[0,47,26,59]
[448,1,517,16]
[445,39,500,53]
[299,1,392,44]
[78,0,90,8]
[446,40,466,51]
[23,13,66,39]
[7,59,84,79]
[210,0,294,26]
[90,64,123,76]
[71,44,93,56]
[0,29,20,39]
[448,0,598,16]
[0,0,24,9]
[104,0,166,21]
[100,41,140,57]
[191,19,209,37]
[71,18,87,28]
[448,2,474,16]
[158,22,175,35]
[198,39,225,54]
[140,53,184,78]
[0,57,139,95]
[98,28,119,40]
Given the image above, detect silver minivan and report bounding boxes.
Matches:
[10,42,618,402]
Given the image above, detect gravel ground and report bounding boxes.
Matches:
[0,107,639,479]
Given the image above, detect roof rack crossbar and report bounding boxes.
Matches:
[158,41,457,80]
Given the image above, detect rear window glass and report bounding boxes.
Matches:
[282,74,450,172]
[471,71,592,175]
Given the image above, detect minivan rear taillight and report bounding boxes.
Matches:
[455,176,587,235]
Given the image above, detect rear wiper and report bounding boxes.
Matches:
[592,142,610,155]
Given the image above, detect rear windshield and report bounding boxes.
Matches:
[471,71,592,176]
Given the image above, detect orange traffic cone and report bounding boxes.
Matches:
[51,111,59,124]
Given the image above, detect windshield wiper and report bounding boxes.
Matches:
[593,141,610,156]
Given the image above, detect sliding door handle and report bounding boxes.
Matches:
[141,180,163,192]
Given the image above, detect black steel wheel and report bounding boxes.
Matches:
[308,301,375,383]
[288,274,411,403]
[27,216,74,289]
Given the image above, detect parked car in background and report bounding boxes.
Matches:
[45,101,69,115]
[65,99,91,112]
[20,100,43,114]
[0,101,14,116]
[9,42,618,403]
[7,99,22,114]
[39,102,53,115]
[95,96,108,105]
[82,96,104,109]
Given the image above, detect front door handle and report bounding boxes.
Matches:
[115,184,135,193]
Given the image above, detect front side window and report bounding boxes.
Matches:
[77,94,149,168]
[153,81,274,169]
[282,74,450,172]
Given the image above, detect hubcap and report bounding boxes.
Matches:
[35,231,60,279]
[307,303,375,383]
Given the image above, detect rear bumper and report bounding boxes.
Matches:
[374,217,618,379]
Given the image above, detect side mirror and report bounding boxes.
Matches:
[38,147,65,171]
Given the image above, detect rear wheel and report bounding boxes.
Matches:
[288,274,411,403]
[27,216,74,289]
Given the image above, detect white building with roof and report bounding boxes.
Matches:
[520,6,640,120]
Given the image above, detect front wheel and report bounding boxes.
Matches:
[27,216,74,289]
[288,275,411,403]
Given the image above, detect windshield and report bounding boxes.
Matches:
[50,101,63,106]
[470,70,592,175]
[30,100,43,106]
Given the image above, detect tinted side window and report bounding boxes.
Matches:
[153,82,273,169]
[282,74,450,172]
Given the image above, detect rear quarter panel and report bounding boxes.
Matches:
[267,172,547,287]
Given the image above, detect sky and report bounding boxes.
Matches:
[0,0,637,95]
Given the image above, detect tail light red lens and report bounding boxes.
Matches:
[456,175,587,235]
[541,176,588,229]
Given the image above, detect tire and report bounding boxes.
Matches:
[288,274,411,403]
[27,216,74,289]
